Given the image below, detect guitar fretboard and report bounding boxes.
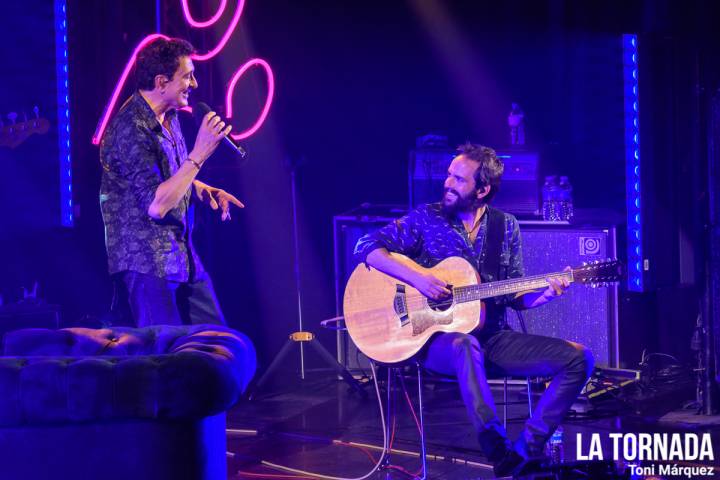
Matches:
[454,271,573,303]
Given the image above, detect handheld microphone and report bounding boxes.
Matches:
[192,102,247,159]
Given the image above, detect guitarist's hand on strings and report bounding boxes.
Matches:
[413,271,451,301]
[542,266,572,300]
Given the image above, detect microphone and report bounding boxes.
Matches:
[192,102,247,159]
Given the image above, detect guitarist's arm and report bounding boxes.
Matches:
[503,218,570,310]
[366,248,451,301]
[512,266,571,309]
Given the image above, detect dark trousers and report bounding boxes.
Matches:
[422,329,594,460]
[116,270,226,327]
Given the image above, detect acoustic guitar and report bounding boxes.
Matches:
[343,253,624,364]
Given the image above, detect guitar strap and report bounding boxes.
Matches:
[480,205,506,282]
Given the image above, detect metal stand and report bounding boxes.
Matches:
[377,361,427,480]
[246,158,365,400]
[248,331,366,399]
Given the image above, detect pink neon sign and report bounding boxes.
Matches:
[92,33,168,144]
[187,0,245,61]
[226,59,274,140]
[93,0,273,145]
[180,0,227,28]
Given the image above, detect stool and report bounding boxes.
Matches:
[373,361,428,480]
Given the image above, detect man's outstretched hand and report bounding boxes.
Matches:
[194,180,244,221]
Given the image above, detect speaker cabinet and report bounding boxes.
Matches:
[513,222,619,367]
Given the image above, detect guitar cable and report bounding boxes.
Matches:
[258,362,389,480]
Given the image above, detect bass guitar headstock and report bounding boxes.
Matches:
[0,107,50,149]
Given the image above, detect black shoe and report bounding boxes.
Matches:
[492,448,525,477]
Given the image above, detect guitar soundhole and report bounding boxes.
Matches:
[427,286,453,312]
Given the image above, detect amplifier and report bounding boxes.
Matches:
[512,222,619,367]
[409,148,539,215]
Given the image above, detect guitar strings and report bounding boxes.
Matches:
[400,271,574,312]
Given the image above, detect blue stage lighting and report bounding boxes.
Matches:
[623,34,642,291]
[55,0,73,226]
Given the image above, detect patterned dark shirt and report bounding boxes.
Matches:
[99,92,202,282]
[354,202,524,335]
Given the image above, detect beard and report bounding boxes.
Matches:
[440,187,480,217]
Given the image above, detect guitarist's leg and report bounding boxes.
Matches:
[422,332,513,464]
[483,330,594,458]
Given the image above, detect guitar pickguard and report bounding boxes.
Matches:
[411,309,453,336]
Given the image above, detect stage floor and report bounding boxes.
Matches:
[226,373,720,479]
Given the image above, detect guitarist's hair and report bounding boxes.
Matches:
[456,143,504,204]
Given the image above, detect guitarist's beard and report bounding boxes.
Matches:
[441,187,482,217]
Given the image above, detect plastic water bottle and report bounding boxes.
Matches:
[558,176,574,221]
[542,175,560,221]
[546,426,564,464]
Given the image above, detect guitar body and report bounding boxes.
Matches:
[343,254,484,364]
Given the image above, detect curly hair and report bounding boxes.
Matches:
[456,143,504,204]
[135,37,195,91]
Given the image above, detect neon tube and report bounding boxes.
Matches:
[94,0,273,145]
[180,0,227,28]
[189,0,245,61]
[226,58,275,140]
[92,34,168,144]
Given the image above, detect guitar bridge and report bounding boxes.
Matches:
[394,285,410,326]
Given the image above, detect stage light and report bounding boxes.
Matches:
[56,0,73,226]
[624,34,643,291]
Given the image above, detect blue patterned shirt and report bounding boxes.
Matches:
[354,203,524,334]
[99,92,203,281]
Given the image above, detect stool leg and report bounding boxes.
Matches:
[503,376,508,430]
[416,363,427,480]
[384,366,394,468]
[527,377,533,418]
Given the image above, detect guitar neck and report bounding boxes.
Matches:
[455,271,573,303]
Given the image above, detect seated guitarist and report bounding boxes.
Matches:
[354,143,594,477]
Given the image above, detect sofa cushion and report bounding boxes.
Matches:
[0,324,256,426]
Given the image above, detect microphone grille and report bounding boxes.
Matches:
[192,102,212,124]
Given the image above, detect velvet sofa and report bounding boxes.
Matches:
[0,324,256,480]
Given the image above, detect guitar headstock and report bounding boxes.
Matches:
[573,259,625,287]
[0,108,50,149]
